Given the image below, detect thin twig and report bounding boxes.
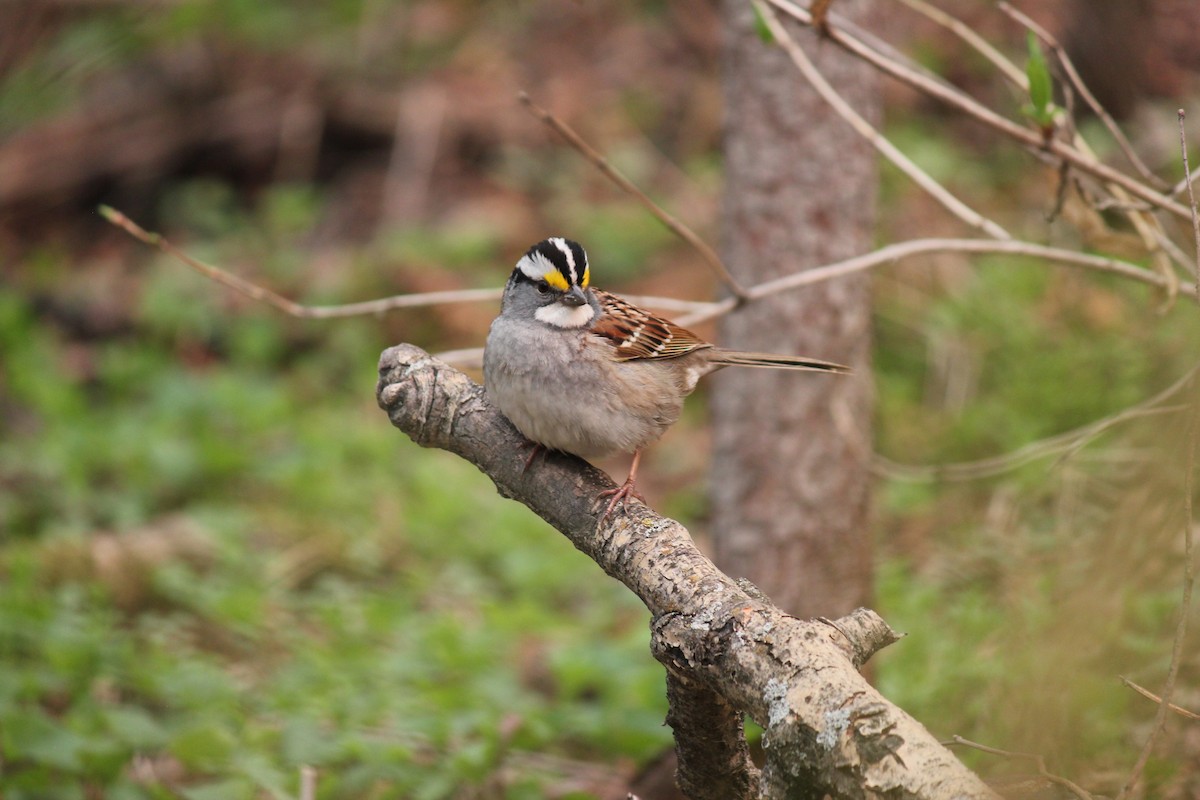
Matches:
[946,736,1094,800]
[747,236,1188,300]
[874,364,1197,482]
[99,206,503,317]
[997,2,1165,188]
[1180,110,1200,304]
[1119,110,1200,800]
[893,0,1024,86]
[517,91,749,300]
[809,0,834,35]
[99,206,721,320]
[1047,157,1071,223]
[104,203,1195,340]
[674,235,1195,327]
[299,766,317,800]
[755,0,1012,240]
[1170,170,1200,200]
[906,0,1179,304]
[1120,676,1200,722]
[766,0,1193,220]
[995,2,1178,304]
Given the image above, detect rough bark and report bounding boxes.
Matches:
[663,671,760,800]
[713,0,876,619]
[377,343,996,799]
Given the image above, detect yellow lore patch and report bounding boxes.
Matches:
[543,270,570,291]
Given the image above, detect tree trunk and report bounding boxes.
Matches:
[713,0,877,619]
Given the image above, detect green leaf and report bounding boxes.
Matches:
[1025,31,1053,120]
[751,3,775,44]
[180,779,252,800]
[3,708,87,772]
[106,707,169,749]
[170,722,235,771]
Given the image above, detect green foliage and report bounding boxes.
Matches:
[751,3,776,45]
[0,204,668,798]
[1022,32,1059,130]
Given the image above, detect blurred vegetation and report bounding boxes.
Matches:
[2,1,1199,798]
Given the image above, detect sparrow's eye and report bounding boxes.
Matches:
[535,280,551,295]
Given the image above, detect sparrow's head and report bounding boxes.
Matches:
[503,237,597,328]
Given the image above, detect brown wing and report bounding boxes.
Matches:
[591,289,714,362]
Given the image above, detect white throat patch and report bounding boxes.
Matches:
[535,302,595,329]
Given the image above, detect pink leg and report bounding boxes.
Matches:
[597,450,647,522]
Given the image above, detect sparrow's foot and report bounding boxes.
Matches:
[597,475,645,524]
[520,442,546,474]
[596,450,646,524]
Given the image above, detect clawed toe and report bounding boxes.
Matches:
[596,450,646,524]
[597,479,645,523]
[520,442,546,474]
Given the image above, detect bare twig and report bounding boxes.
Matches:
[299,766,317,800]
[98,205,503,317]
[995,2,1177,304]
[1180,110,1200,304]
[947,736,1095,800]
[746,237,1189,301]
[674,235,1191,327]
[893,0,1024,86]
[1047,157,1070,223]
[766,0,1193,220]
[1170,170,1200,200]
[875,363,1198,481]
[1120,676,1200,722]
[104,202,1194,347]
[1002,5,1160,188]
[998,2,1164,188]
[754,0,1012,240]
[906,0,1179,304]
[517,91,749,299]
[99,206,721,322]
[809,0,834,35]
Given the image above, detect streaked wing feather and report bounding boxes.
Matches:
[592,289,714,361]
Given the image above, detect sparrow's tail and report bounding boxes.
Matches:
[709,350,851,374]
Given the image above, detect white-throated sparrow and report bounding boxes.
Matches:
[483,237,849,520]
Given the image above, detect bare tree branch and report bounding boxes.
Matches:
[97,206,719,322]
[1120,676,1200,722]
[376,343,998,799]
[766,0,1193,220]
[1180,110,1200,303]
[98,205,504,316]
[517,92,749,300]
[996,1,1164,189]
[991,2,1178,304]
[893,0,1025,87]
[875,363,1198,482]
[754,0,1012,241]
[947,737,1095,800]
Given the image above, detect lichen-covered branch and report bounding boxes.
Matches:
[376,343,997,799]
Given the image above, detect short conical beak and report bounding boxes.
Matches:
[562,286,588,307]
